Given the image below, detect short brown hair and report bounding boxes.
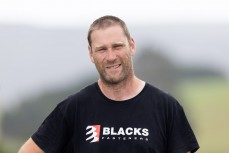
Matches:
[87,15,131,46]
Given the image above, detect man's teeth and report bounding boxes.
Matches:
[108,64,120,69]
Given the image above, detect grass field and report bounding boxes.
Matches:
[176,79,229,153]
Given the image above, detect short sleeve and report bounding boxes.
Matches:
[167,100,199,153]
[31,100,72,153]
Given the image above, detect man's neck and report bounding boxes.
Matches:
[98,76,145,101]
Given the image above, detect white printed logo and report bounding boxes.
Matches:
[86,125,149,143]
[86,125,101,143]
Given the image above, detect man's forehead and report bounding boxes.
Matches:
[90,25,129,48]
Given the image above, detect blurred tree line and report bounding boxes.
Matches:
[0,48,225,152]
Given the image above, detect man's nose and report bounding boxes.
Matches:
[106,48,117,61]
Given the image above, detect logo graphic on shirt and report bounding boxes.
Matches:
[86,125,101,143]
[86,125,149,143]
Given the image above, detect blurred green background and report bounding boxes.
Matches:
[1,1,229,152]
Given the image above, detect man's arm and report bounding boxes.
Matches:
[18,138,44,153]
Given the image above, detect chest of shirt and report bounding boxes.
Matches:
[72,98,168,153]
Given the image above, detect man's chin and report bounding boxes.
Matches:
[102,76,123,85]
[104,79,120,85]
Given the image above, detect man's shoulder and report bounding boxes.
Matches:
[70,82,97,99]
[144,82,180,106]
[57,82,98,108]
[145,82,170,97]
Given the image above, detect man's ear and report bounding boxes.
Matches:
[129,37,136,56]
[88,45,95,63]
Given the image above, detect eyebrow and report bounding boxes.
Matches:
[94,42,125,49]
[94,46,106,51]
[113,42,125,46]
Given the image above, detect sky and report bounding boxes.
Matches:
[0,0,229,27]
[1,0,229,110]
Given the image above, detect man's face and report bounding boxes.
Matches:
[88,25,135,85]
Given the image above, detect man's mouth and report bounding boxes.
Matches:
[106,64,121,69]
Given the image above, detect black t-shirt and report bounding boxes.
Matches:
[32,82,199,153]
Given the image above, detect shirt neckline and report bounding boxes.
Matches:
[94,81,148,104]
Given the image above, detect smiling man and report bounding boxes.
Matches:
[18,15,199,153]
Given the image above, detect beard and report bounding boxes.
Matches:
[94,55,133,85]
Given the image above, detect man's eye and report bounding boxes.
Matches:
[96,48,105,52]
[114,45,123,49]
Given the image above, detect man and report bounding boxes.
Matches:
[18,15,199,153]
